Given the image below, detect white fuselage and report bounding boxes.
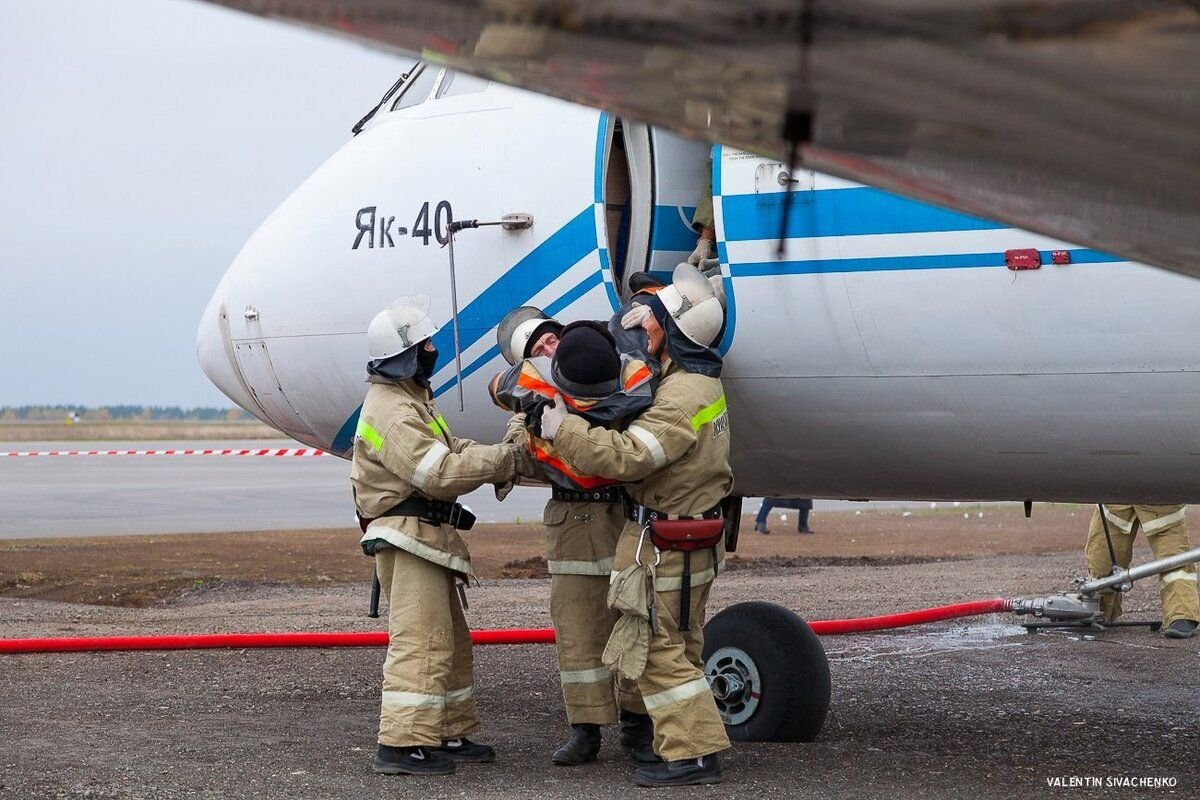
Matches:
[197,68,1200,503]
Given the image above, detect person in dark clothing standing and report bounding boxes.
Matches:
[755,498,814,534]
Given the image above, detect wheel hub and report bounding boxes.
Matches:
[705,646,761,725]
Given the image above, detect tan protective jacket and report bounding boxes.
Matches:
[351,377,519,577]
[553,359,732,516]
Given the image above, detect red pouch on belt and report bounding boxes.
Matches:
[648,519,725,552]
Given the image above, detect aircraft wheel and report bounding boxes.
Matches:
[702,601,831,742]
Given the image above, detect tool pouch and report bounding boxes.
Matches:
[648,519,723,632]
[647,519,725,552]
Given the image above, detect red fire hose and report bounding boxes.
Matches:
[808,598,1013,634]
[0,599,1013,655]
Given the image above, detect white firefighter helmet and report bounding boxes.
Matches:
[656,263,725,346]
[496,306,563,365]
[367,295,441,360]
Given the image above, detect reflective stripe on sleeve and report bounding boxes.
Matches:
[411,440,451,491]
[642,676,713,711]
[690,395,727,431]
[1141,508,1186,534]
[382,690,446,709]
[548,557,615,576]
[560,667,612,685]
[356,419,384,452]
[628,425,667,469]
[1102,507,1135,533]
[1160,569,1198,585]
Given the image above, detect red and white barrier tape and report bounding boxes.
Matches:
[0,448,328,458]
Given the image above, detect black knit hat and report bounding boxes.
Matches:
[551,321,621,399]
[628,271,666,295]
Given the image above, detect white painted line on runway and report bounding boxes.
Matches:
[0,448,329,457]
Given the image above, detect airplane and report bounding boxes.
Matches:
[197,68,1200,505]
[193,3,1200,744]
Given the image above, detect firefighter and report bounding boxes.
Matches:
[688,155,716,267]
[352,295,532,776]
[495,309,654,767]
[1085,504,1199,638]
[540,263,733,787]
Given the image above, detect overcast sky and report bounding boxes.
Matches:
[0,0,404,407]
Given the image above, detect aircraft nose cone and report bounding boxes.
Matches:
[196,290,250,411]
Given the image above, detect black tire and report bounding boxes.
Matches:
[702,601,831,742]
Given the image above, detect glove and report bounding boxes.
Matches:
[620,303,653,330]
[687,237,713,266]
[539,393,570,441]
[494,481,516,502]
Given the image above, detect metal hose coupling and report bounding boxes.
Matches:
[1009,594,1100,622]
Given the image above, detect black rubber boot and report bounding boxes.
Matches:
[431,737,496,763]
[372,744,456,776]
[619,711,662,765]
[1163,619,1198,639]
[551,723,602,766]
[634,753,723,787]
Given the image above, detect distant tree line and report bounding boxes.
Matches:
[0,406,253,422]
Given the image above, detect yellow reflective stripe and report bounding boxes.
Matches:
[1142,508,1186,533]
[548,556,615,576]
[381,690,446,709]
[412,441,451,491]
[356,418,384,452]
[642,677,712,711]
[628,425,667,469]
[445,686,474,704]
[654,560,723,592]
[691,395,727,431]
[560,667,612,685]
[427,415,451,437]
[1160,569,1197,585]
[1101,507,1134,533]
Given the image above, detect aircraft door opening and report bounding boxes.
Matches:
[643,130,711,283]
[601,119,651,301]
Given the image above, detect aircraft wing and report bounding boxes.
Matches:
[203,0,1200,279]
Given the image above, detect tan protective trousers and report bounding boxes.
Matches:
[545,499,644,723]
[1085,505,1199,626]
[376,548,478,747]
[613,521,730,761]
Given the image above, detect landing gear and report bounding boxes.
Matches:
[702,601,831,742]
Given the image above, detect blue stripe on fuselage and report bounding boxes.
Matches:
[721,187,1007,242]
[429,207,597,364]
[730,248,1123,278]
[594,113,608,203]
[432,270,603,398]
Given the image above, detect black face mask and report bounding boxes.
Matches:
[417,346,440,381]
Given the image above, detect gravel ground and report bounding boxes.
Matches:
[2,549,1198,799]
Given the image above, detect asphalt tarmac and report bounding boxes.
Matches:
[0,440,985,539]
[1,554,1196,800]
[0,439,548,538]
